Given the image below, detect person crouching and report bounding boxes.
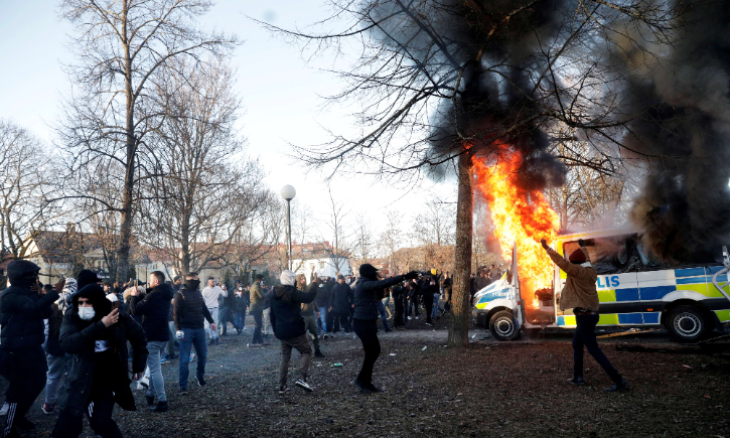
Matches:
[51,285,148,438]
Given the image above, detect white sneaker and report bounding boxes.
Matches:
[0,402,8,416]
[295,378,313,392]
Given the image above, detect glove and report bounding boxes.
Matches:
[404,271,419,280]
[176,331,184,340]
[578,239,586,248]
[541,239,549,250]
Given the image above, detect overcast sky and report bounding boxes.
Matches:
[0,0,458,248]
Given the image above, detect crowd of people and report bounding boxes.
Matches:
[0,248,626,437]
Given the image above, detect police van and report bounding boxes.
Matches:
[472,227,730,342]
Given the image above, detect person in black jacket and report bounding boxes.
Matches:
[352,264,418,393]
[270,270,317,394]
[51,284,147,438]
[391,282,406,329]
[0,260,63,437]
[130,271,174,412]
[329,276,354,334]
[172,273,216,393]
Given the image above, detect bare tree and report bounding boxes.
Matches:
[353,213,374,265]
[264,0,683,346]
[59,0,236,282]
[320,186,353,274]
[0,120,59,260]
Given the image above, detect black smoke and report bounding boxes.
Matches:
[623,0,730,261]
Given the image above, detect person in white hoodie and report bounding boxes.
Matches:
[201,278,226,345]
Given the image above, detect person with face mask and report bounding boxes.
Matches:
[0,260,64,438]
[542,238,628,392]
[172,273,216,394]
[50,284,147,438]
[352,264,418,394]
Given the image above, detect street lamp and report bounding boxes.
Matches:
[280,185,296,270]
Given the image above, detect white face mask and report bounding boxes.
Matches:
[78,307,95,321]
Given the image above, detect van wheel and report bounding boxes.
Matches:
[665,305,710,343]
[489,311,519,341]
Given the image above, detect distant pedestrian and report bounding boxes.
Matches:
[330,275,353,333]
[297,270,324,357]
[249,275,266,345]
[201,278,226,345]
[270,270,316,394]
[173,273,216,393]
[542,239,628,392]
[352,265,417,393]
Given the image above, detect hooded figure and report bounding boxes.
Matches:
[0,260,61,436]
[51,284,148,438]
[270,270,317,394]
[351,265,418,393]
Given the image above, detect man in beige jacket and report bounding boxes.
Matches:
[542,238,628,392]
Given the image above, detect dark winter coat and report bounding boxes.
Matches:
[173,285,215,330]
[0,285,59,351]
[315,280,332,307]
[46,303,65,357]
[233,294,247,313]
[330,283,354,314]
[57,308,148,416]
[270,284,316,341]
[353,275,406,321]
[131,283,174,342]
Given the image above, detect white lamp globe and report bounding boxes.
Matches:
[281,185,296,201]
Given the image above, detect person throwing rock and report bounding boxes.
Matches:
[541,238,628,392]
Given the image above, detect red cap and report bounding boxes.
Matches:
[568,248,587,264]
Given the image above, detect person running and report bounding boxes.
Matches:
[173,273,216,393]
[130,271,174,412]
[297,270,324,358]
[201,278,226,345]
[541,238,629,392]
[270,270,316,394]
[0,261,63,438]
[51,284,147,438]
[352,264,417,393]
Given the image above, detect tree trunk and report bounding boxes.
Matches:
[116,14,134,284]
[448,151,473,348]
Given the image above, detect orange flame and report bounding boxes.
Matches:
[473,147,559,310]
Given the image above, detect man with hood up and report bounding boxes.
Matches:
[352,264,418,393]
[0,260,64,437]
[130,271,174,412]
[542,238,628,392]
[51,283,148,438]
[270,270,317,394]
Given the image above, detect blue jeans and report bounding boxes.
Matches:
[432,293,441,318]
[44,354,68,406]
[318,307,327,334]
[573,314,621,382]
[377,300,390,331]
[234,311,245,332]
[178,328,207,390]
[146,341,167,402]
[205,307,219,340]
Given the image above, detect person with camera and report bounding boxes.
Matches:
[51,283,148,438]
[352,264,418,393]
[541,238,628,392]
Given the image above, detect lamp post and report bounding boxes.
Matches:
[280,185,296,271]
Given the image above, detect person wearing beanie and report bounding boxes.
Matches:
[541,239,628,392]
[51,284,148,438]
[76,269,101,291]
[270,270,317,394]
[352,264,418,393]
[0,260,64,437]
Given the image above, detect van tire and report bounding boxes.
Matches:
[489,311,519,341]
[665,305,710,343]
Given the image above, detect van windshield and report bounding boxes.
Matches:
[562,234,722,274]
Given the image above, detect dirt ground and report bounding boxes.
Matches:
[10,315,730,438]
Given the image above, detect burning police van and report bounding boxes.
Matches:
[472,226,730,342]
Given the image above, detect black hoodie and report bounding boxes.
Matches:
[131,283,175,342]
[270,284,317,340]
